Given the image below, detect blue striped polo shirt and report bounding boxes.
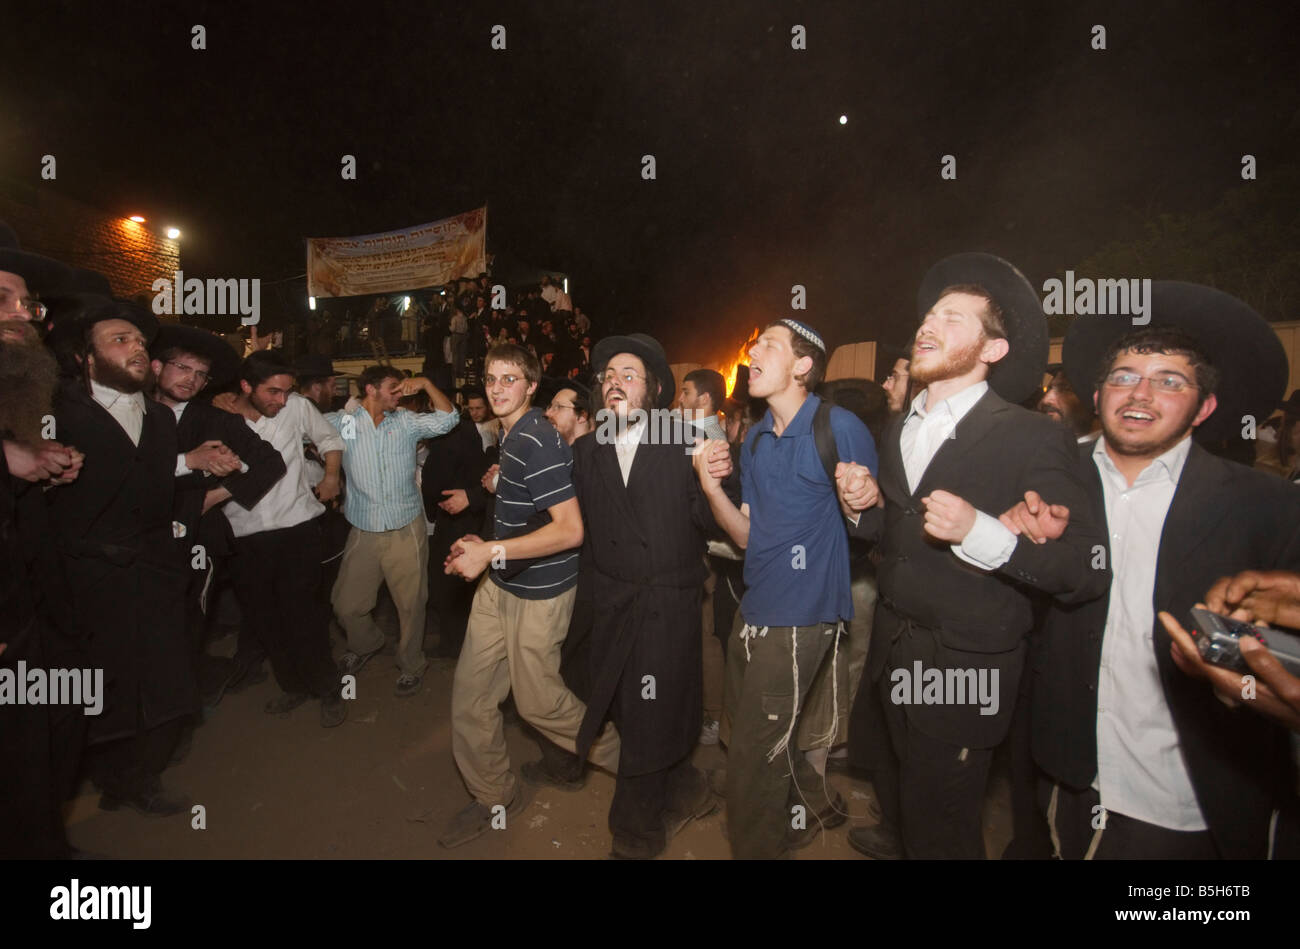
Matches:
[491,407,579,600]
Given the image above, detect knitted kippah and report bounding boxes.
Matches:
[779,318,825,353]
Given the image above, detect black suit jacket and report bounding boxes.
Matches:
[851,387,1110,747]
[46,379,196,742]
[1031,441,1300,858]
[172,397,287,557]
[572,424,720,774]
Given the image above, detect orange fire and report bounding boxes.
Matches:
[720,327,760,398]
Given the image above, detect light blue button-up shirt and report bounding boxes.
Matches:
[325,405,459,532]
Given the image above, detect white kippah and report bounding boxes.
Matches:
[779,318,825,353]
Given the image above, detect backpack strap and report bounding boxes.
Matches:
[813,397,839,484]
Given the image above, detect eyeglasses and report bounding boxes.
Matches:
[166,360,211,382]
[1103,370,1199,393]
[550,402,576,412]
[483,374,524,387]
[596,368,645,385]
[0,290,47,320]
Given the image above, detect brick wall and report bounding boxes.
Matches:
[0,177,179,300]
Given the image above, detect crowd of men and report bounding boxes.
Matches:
[4,220,1300,862]
[303,274,595,384]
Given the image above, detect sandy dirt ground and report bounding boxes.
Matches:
[64,609,1014,861]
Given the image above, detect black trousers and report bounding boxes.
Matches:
[1041,781,1219,859]
[1001,683,1053,858]
[228,517,337,698]
[864,674,994,859]
[428,510,478,658]
[87,717,186,799]
[609,752,705,854]
[707,554,745,658]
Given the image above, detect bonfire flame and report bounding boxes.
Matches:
[720,328,760,398]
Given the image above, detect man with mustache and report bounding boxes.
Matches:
[1026,287,1300,858]
[838,253,1108,859]
[0,228,86,855]
[1037,363,1096,440]
[44,296,198,816]
[570,334,728,858]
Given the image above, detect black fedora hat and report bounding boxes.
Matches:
[294,353,356,380]
[44,296,159,358]
[1062,281,1287,443]
[591,333,675,408]
[0,220,71,293]
[916,252,1048,404]
[152,323,240,388]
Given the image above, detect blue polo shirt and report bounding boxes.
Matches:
[740,394,878,626]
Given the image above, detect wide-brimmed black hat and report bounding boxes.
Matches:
[591,333,675,408]
[152,323,240,388]
[0,221,71,293]
[294,353,355,380]
[916,252,1048,404]
[1063,281,1287,443]
[44,296,159,358]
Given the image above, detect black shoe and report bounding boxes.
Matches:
[226,657,268,694]
[663,776,720,842]
[99,784,192,818]
[788,792,849,850]
[199,656,236,707]
[320,692,348,728]
[521,759,584,791]
[264,692,309,716]
[610,834,665,860]
[847,822,904,860]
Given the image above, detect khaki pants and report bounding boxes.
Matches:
[331,515,429,677]
[451,578,620,806]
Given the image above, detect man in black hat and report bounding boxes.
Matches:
[1026,284,1300,859]
[839,253,1109,859]
[44,296,198,816]
[150,324,287,698]
[294,353,344,413]
[1038,363,1096,441]
[569,333,727,859]
[0,226,87,854]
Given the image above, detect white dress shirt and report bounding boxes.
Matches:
[476,418,501,453]
[1091,433,1205,831]
[224,393,345,538]
[899,381,1017,569]
[90,379,145,447]
[614,417,646,486]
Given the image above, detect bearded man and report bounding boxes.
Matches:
[841,253,1109,859]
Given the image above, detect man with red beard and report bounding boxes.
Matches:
[44,296,197,816]
[0,227,87,855]
[839,253,1108,859]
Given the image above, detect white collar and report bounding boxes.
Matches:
[905,379,988,424]
[90,379,145,411]
[1095,431,1193,486]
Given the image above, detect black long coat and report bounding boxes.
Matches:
[0,445,84,856]
[45,380,195,744]
[849,389,1110,750]
[573,424,719,776]
[1032,442,1300,858]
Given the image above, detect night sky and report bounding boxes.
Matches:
[5,0,1297,367]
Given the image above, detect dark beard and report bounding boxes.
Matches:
[0,325,60,445]
[91,353,147,394]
